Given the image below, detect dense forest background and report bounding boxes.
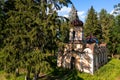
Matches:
[0,0,120,80]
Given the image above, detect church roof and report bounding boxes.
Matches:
[69,5,83,27]
[71,18,83,26]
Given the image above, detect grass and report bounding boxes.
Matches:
[0,70,6,80]
[0,71,25,80]
[0,58,120,80]
[51,58,120,80]
[77,58,120,80]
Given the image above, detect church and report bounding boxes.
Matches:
[57,5,108,75]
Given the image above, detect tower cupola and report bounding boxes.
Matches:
[69,5,84,43]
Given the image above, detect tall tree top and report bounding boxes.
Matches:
[113,3,120,15]
[69,4,83,26]
[69,4,79,22]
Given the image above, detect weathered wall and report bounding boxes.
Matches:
[57,43,108,75]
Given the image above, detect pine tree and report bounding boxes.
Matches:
[1,0,72,79]
[114,15,120,54]
[109,3,120,56]
[99,9,114,43]
[84,6,101,40]
[113,3,120,15]
[0,0,4,48]
[109,15,120,56]
[68,4,78,22]
[0,0,5,69]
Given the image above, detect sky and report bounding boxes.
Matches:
[57,0,120,22]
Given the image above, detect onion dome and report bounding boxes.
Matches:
[86,35,98,44]
[71,19,83,26]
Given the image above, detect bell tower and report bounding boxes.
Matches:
[69,5,84,51]
[69,12,84,42]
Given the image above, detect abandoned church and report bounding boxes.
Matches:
[57,5,108,75]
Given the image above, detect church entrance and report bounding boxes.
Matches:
[71,57,76,69]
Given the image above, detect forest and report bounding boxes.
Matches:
[0,0,120,80]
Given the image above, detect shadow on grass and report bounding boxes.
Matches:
[39,68,84,80]
[39,55,84,80]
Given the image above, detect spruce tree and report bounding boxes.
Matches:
[1,0,72,79]
[0,0,4,48]
[109,3,120,55]
[84,6,101,40]
[113,3,120,15]
[68,4,78,22]
[0,0,5,69]
[109,15,120,56]
[99,9,114,43]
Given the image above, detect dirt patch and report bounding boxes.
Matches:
[114,55,120,59]
[116,75,120,80]
[0,72,6,80]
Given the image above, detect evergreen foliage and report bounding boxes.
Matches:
[99,9,115,43]
[109,15,120,55]
[68,4,78,22]
[113,3,120,15]
[84,6,119,56]
[84,6,102,39]
[0,0,72,79]
[0,0,5,48]
[0,0,120,79]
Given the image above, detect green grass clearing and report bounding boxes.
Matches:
[0,59,120,80]
[77,59,120,80]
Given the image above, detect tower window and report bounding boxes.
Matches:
[73,31,75,40]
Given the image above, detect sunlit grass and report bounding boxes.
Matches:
[77,59,120,80]
[0,59,120,80]
[0,72,25,80]
[0,70,6,80]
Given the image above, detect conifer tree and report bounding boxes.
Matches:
[113,3,120,15]
[99,9,114,43]
[1,0,72,79]
[0,0,5,69]
[109,3,120,56]
[68,4,78,22]
[109,15,120,56]
[84,6,101,39]
[0,0,4,48]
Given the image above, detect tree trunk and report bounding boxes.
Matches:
[25,67,31,80]
[54,49,55,56]
[25,71,30,80]
[33,70,40,80]
[33,73,38,80]
[112,53,114,58]
[15,68,19,77]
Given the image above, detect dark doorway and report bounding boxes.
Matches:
[73,31,75,40]
[71,57,76,69]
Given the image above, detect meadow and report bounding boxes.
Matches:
[0,58,120,80]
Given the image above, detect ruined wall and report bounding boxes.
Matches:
[69,27,83,41]
[57,43,108,75]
